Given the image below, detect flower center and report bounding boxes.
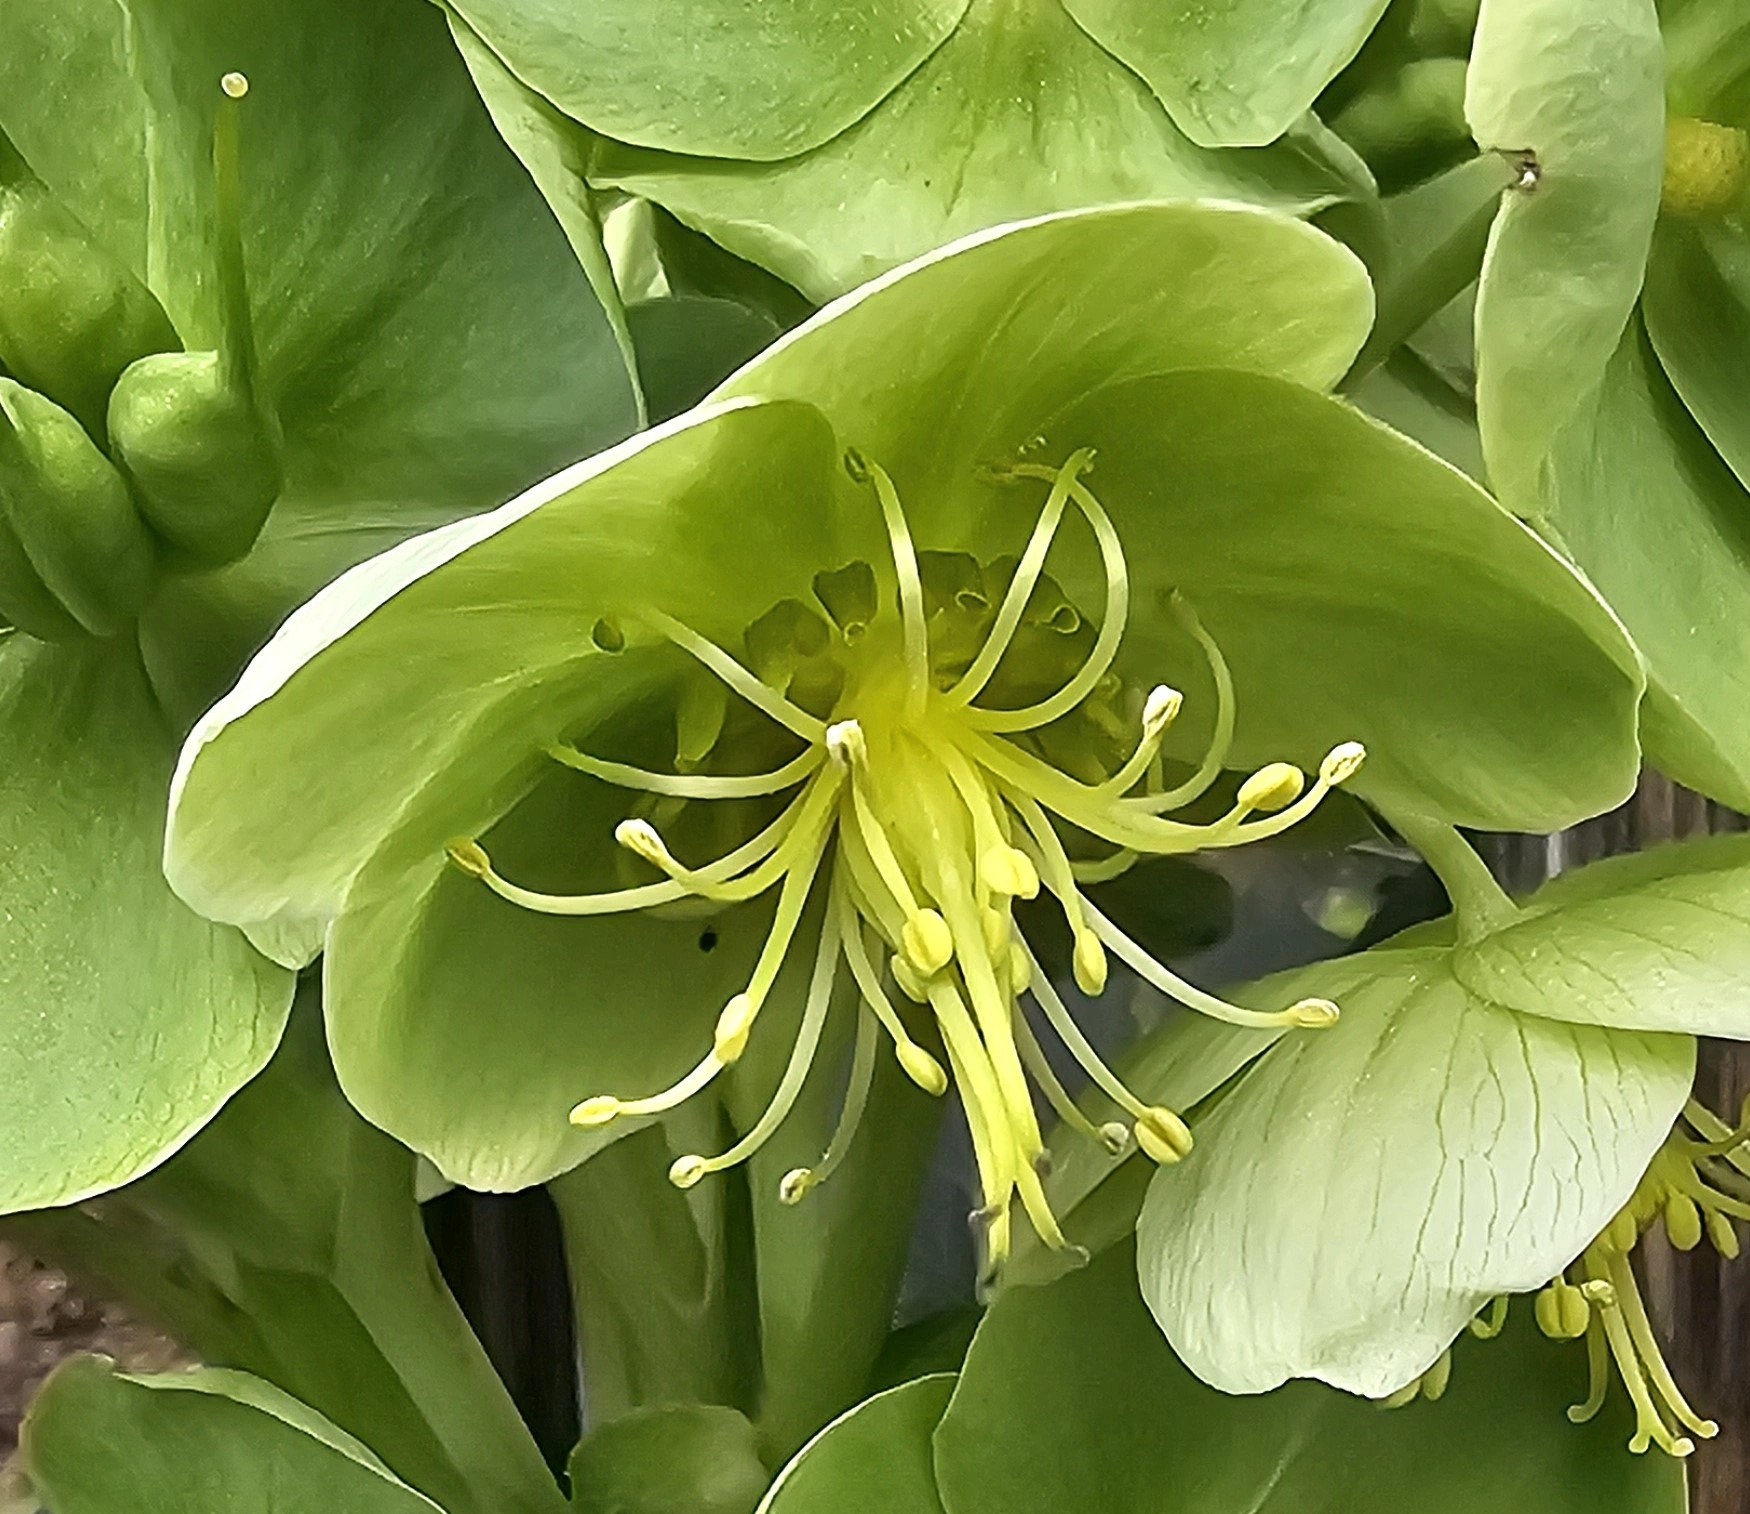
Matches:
[446,446,1365,1277]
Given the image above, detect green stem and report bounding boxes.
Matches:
[1383,805,1519,942]
[1343,189,1502,390]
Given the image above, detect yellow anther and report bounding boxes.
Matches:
[1663,118,1750,217]
[1238,762,1305,812]
[1607,1208,1639,1254]
[779,1168,816,1205]
[1320,741,1367,786]
[980,904,1010,956]
[569,1095,622,1128]
[1536,1281,1590,1340]
[1379,1381,1421,1410]
[1579,1278,1616,1308]
[1097,1121,1131,1156]
[668,1154,708,1189]
[1141,684,1183,738]
[1707,1208,1740,1258]
[714,992,757,1063]
[980,844,1040,899]
[220,70,249,99]
[1665,1191,1704,1252]
[1421,1350,1452,1402]
[1072,929,1107,995]
[895,1039,949,1096]
[1007,941,1031,998]
[1135,1106,1194,1165]
[826,718,866,768]
[891,954,929,1003]
[902,909,954,975]
[1286,997,1340,1029]
[446,838,490,878]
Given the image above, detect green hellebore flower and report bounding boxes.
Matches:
[1455,0,1750,810]
[166,202,1644,1219]
[0,0,632,1214]
[1131,831,1750,1457]
[443,0,1377,303]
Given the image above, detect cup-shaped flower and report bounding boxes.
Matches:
[166,203,1644,1234]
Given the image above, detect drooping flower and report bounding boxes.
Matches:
[165,201,1643,1229]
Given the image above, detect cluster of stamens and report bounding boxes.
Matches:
[1530,1097,1750,1456]
[446,446,1365,1275]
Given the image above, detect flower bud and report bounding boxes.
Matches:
[0,378,155,636]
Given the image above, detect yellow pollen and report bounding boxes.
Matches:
[1135,1105,1194,1165]
[446,838,490,878]
[779,1168,816,1204]
[902,909,955,975]
[1286,997,1341,1029]
[1071,930,1107,995]
[714,992,757,1063]
[569,1095,622,1127]
[1320,741,1367,785]
[896,1039,950,1096]
[668,1154,709,1189]
[1238,761,1304,812]
[980,844,1039,898]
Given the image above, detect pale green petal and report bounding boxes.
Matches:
[714,201,1373,505]
[598,4,1372,302]
[570,1406,770,1514]
[166,400,844,954]
[1137,948,1692,1396]
[1542,320,1750,809]
[0,635,292,1213]
[1057,370,1643,830]
[23,1359,445,1514]
[1662,0,1750,120]
[1455,834,1750,1036]
[1466,0,1664,505]
[447,0,965,161]
[758,1377,953,1514]
[1061,0,1390,148]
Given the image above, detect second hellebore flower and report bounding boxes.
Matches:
[164,204,1643,1260]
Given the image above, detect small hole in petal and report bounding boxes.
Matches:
[698,927,719,954]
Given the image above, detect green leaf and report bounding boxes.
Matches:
[569,1406,769,1514]
[936,1241,1686,1514]
[1662,0,1750,121]
[1466,0,1664,504]
[1060,0,1392,148]
[1542,318,1750,808]
[629,296,783,425]
[7,1001,568,1514]
[0,635,291,1212]
[594,7,1373,302]
[23,1358,445,1514]
[448,0,966,161]
[758,1377,953,1514]
[1643,218,1750,496]
[444,4,644,426]
[1136,947,1692,1395]
[1455,832,1750,1035]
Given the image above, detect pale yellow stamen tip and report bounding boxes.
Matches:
[1286,997,1340,1029]
[1579,1278,1616,1307]
[1607,1209,1639,1253]
[826,719,866,768]
[1320,741,1367,785]
[1135,1106,1193,1165]
[669,1154,708,1189]
[446,838,491,878]
[902,909,954,975]
[1007,941,1031,998]
[714,993,757,1063]
[1707,1209,1739,1258]
[980,844,1040,899]
[1098,1121,1132,1156]
[614,817,668,865]
[896,1040,949,1096]
[569,1095,622,1128]
[1535,1281,1590,1339]
[779,1168,816,1205]
[1141,684,1183,738]
[1238,762,1304,812]
[1072,930,1107,996]
[220,71,249,99]
[980,904,1010,956]
[891,955,929,1003]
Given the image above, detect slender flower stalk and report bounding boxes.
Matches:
[446,447,1365,1276]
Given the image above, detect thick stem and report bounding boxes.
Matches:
[210,77,260,400]
[1380,804,1518,942]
